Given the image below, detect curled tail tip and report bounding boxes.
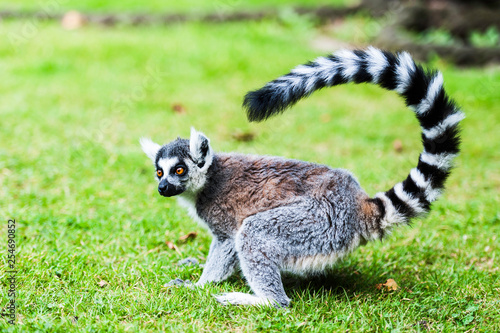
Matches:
[243,90,267,122]
[243,88,287,122]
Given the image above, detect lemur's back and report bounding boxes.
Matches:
[195,153,379,239]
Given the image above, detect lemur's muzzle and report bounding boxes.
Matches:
[158,179,184,197]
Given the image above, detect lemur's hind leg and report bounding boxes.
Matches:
[215,201,324,307]
[215,212,289,307]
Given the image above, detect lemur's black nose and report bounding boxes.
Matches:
[158,182,168,195]
[158,179,184,197]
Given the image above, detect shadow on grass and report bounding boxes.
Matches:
[282,266,379,297]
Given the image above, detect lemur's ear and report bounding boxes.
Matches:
[140,138,161,162]
[189,127,213,169]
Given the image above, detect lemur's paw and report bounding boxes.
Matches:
[214,292,275,307]
[177,257,199,267]
[163,278,194,289]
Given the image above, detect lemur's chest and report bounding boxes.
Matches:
[177,195,209,230]
[177,190,244,238]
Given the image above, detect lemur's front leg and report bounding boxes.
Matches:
[196,236,238,287]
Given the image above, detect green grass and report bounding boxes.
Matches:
[1,0,358,14]
[0,17,499,332]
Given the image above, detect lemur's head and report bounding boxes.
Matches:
[140,128,213,197]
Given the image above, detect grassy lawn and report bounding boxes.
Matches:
[2,0,358,14]
[0,15,499,333]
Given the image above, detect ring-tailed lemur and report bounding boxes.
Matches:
[141,47,463,308]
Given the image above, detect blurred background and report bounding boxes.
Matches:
[0,0,499,331]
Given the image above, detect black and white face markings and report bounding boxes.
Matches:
[140,128,214,197]
[140,48,463,308]
[155,156,189,197]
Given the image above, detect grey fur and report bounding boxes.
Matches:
[143,136,383,308]
[141,48,463,307]
[178,257,199,266]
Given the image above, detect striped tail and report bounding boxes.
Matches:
[243,47,464,227]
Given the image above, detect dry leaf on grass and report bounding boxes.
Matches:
[375,278,399,291]
[179,231,197,242]
[98,280,108,288]
[231,131,256,142]
[171,103,186,114]
[166,240,182,255]
[166,241,179,251]
[393,139,403,153]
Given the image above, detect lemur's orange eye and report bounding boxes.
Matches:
[156,169,163,177]
[175,167,185,175]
